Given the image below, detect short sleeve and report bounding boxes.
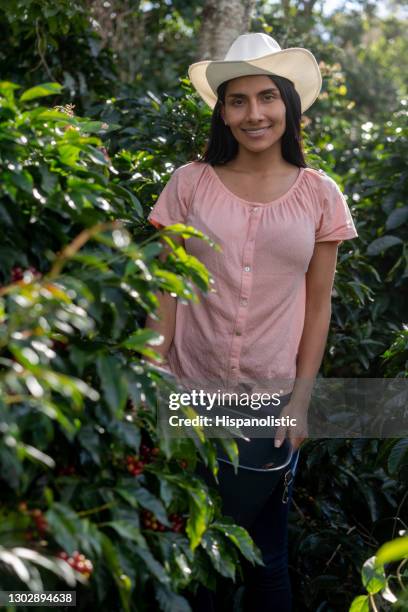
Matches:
[148,166,191,229]
[315,176,358,244]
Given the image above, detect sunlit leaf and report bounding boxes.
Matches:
[361,556,386,594]
[20,83,63,102]
[376,536,408,566]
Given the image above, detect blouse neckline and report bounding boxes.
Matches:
[206,163,306,207]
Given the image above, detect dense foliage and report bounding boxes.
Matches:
[0,82,262,611]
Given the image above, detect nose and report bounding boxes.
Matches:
[246,98,263,123]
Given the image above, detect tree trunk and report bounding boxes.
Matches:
[197,0,256,61]
[302,0,318,18]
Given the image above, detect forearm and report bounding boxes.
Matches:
[145,291,177,364]
[290,300,332,405]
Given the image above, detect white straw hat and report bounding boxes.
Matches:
[188,33,322,114]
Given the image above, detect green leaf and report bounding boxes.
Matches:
[96,354,128,417]
[0,446,23,489]
[110,184,143,217]
[122,329,163,351]
[110,421,141,451]
[366,235,403,256]
[141,243,162,261]
[20,83,63,102]
[387,439,408,474]
[348,281,367,304]
[376,536,408,566]
[0,81,20,94]
[21,443,55,469]
[172,247,211,292]
[82,145,108,166]
[155,585,192,612]
[216,439,238,471]
[154,268,192,297]
[159,479,175,507]
[361,556,386,594]
[132,487,169,526]
[0,547,35,589]
[180,406,207,443]
[58,144,81,166]
[71,253,111,273]
[355,480,381,523]
[10,170,33,194]
[100,532,132,611]
[46,503,82,554]
[104,521,146,546]
[117,483,169,526]
[35,109,71,122]
[77,425,102,465]
[12,547,77,587]
[162,224,220,250]
[39,165,59,194]
[386,206,408,230]
[185,485,212,550]
[201,531,236,580]
[349,594,370,612]
[212,524,263,565]
[70,120,112,133]
[133,544,170,584]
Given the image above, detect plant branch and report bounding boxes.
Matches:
[392,490,408,539]
[33,19,57,82]
[48,221,121,279]
[77,502,115,517]
[369,593,379,612]
[323,525,356,572]
[396,557,408,591]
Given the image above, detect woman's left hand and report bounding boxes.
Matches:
[274,399,309,451]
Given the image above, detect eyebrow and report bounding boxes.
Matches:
[226,87,280,99]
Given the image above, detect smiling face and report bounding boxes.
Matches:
[220,74,286,154]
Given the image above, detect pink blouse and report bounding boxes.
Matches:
[148,161,358,393]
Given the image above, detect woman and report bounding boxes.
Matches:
[146,33,358,611]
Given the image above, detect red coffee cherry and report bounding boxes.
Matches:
[11,266,24,282]
[58,550,93,577]
[30,509,48,533]
[57,551,69,560]
[169,513,185,533]
[126,455,145,476]
[11,266,41,283]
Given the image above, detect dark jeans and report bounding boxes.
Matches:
[191,449,299,611]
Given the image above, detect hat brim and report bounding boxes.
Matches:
[188,48,322,114]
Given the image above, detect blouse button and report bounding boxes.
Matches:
[244,266,251,272]
[240,298,248,306]
[250,207,259,213]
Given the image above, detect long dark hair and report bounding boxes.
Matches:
[199,74,307,168]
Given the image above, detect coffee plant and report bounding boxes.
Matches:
[0,81,262,611]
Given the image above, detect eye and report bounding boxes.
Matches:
[263,93,276,101]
